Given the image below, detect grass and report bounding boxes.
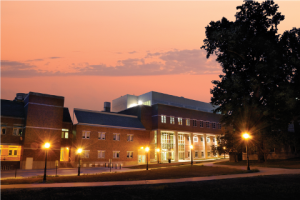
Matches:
[215,157,300,169]
[2,174,300,200]
[1,165,255,185]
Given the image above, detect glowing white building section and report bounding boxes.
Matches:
[112,91,216,113]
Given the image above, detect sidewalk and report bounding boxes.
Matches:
[2,162,300,190]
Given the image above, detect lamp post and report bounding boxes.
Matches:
[145,147,149,170]
[242,133,251,171]
[77,148,82,176]
[190,145,193,165]
[223,146,226,159]
[43,142,50,182]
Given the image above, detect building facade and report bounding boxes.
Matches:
[1,91,223,169]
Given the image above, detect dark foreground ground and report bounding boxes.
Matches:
[2,174,300,200]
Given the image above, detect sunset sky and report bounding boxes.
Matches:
[1,1,300,115]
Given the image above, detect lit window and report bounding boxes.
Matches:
[213,137,216,143]
[186,118,190,126]
[192,120,197,127]
[199,121,203,128]
[113,133,120,141]
[212,123,216,129]
[62,129,69,139]
[195,151,199,158]
[170,116,175,124]
[143,100,151,106]
[113,151,120,158]
[207,137,210,143]
[161,115,166,123]
[178,117,182,125]
[82,150,90,158]
[127,151,133,158]
[82,131,90,139]
[207,152,211,157]
[217,123,222,129]
[127,134,133,141]
[13,126,23,136]
[98,132,106,140]
[154,131,157,144]
[206,122,210,128]
[98,150,105,158]
[193,136,198,142]
[201,136,204,142]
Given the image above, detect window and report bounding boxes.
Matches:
[161,115,166,123]
[113,151,120,158]
[98,150,105,158]
[82,150,90,158]
[199,121,204,128]
[61,129,69,139]
[154,131,157,144]
[217,123,222,129]
[113,133,120,141]
[82,131,90,139]
[192,120,197,127]
[170,116,175,124]
[206,122,210,128]
[207,152,211,157]
[201,136,204,142]
[212,123,216,129]
[0,126,6,135]
[143,100,151,106]
[213,137,216,143]
[195,151,199,158]
[8,147,18,156]
[127,151,133,158]
[207,137,210,143]
[193,136,198,142]
[98,132,106,140]
[201,152,204,158]
[178,117,182,125]
[127,134,133,142]
[186,118,190,126]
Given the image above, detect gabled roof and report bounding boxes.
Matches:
[74,109,145,129]
[63,108,72,123]
[1,99,25,118]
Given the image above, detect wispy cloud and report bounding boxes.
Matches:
[128,51,137,54]
[1,49,221,77]
[49,57,62,59]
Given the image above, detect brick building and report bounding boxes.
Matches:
[1,91,222,169]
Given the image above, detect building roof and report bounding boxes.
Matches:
[74,109,145,129]
[63,108,72,123]
[1,99,25,118]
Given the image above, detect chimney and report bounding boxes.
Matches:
[104,102,111,112]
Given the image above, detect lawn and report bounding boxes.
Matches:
[215,157,300,169]
[1,165,255,185]
[2,174,300,200]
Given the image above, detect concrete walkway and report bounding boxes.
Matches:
[2,162,300,190]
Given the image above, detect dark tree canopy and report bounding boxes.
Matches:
[201,0,300,160]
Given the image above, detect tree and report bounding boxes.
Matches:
[201,0,300,162]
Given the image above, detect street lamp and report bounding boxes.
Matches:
[156,148,160,164]
[145,147,149,170]
[242,133,251,171]
[43,142,50,182]
[190,145,193,165]
[223,146,226,159]
[77,148,82,176]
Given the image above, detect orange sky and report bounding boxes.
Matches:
[1,1,300,114]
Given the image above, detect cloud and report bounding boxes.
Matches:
[128,51,137,54]
[49,57,62,59]
[1,49,221,77]
[26,59,44,62]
